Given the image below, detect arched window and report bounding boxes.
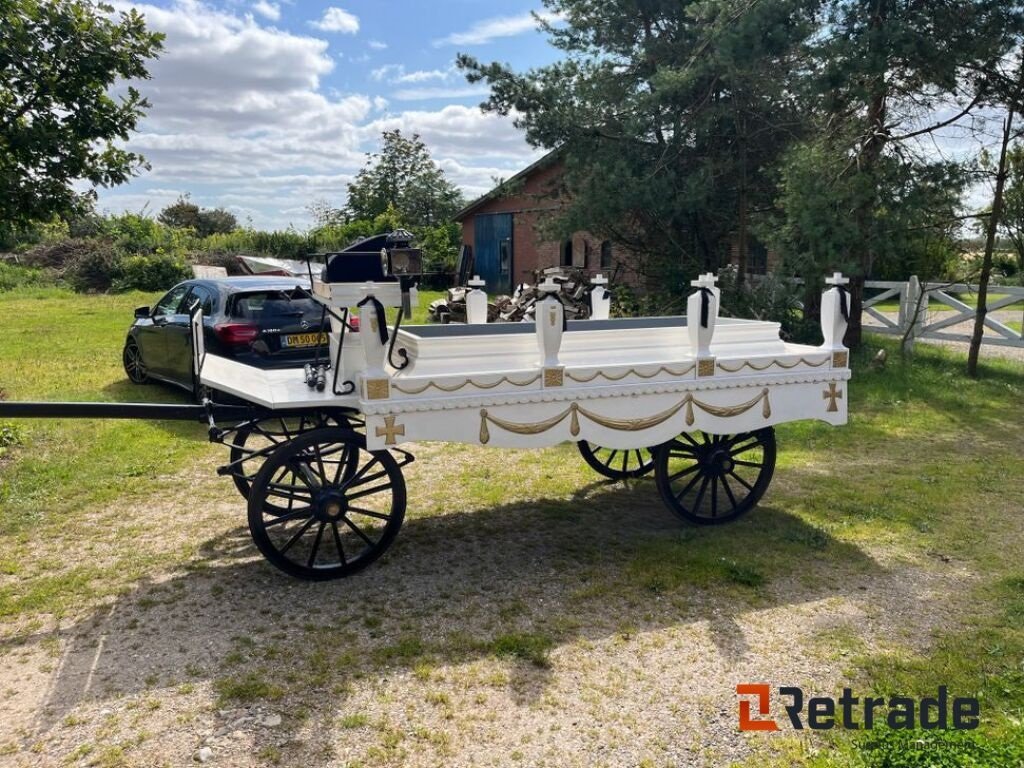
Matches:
[561,239,573,267]
[600,240,613,270]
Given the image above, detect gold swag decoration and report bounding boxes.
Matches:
[478,389,771,444]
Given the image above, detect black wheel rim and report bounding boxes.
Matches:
[654,428,776,525]
[123,343,146,383]
[247,428,405,580]
[227,413,355,511]
[577,440,655,480]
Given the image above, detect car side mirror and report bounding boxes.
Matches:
[134,305,151,319]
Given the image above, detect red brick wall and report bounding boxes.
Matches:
[458,162,638,289]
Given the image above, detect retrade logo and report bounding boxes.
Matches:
[736,685,979,731]
[736,684,779,731]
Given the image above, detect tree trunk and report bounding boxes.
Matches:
[967,105,1016,377]
[736,186,748,286]
[736,106,749,286]
[845,0,890,349]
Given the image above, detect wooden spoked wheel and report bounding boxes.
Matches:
[577,441,655,480]
[226,412,357,512]
[247,428,406,580]
[653,428,776,525]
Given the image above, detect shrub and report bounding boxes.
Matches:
[64,241,123,292]
[718,267,818,343]
[0,261,49,291]
[199,229,310,259]
[0,423,23,459]
[113,253,191,292]
[993,251,1019,279]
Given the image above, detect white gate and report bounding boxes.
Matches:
[863,278,1024,350]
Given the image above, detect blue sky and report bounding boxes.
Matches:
[100,0,562,229]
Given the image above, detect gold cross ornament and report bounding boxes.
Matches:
[823,382,843,412]
[375,415,405,445]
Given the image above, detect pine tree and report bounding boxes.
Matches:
[458,0,820,292]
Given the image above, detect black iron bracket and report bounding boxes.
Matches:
[386,304,410,370]
[331,307,356,396]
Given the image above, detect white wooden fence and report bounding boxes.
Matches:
[863,278,1024,350]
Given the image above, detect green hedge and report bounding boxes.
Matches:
[0,262,49,291]
[112,253,191,292]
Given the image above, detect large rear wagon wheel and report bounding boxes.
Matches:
[577,441,655,480]
[247,427,405,580]
[653,428,776,525]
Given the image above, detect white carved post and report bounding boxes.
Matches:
[466,275,488,325]
[359,283,390,399]
[821,272,850,368]
[590,273,611,320]
[536,277,565,386]
[688,272,719,376]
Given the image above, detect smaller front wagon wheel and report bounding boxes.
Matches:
[653,428,776,525]
[247,427,406,580]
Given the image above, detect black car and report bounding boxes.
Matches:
[123,276,328,399]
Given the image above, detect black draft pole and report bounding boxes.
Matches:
[0,401,257,422]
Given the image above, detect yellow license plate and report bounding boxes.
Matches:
[282,332,327,348]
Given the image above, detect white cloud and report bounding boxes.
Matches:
[311,7,359,34]
[363,105,541,161]
[94,1,538,229]
[368,39,388,50]
[392,86,489,101]
[433,11,562,46]
[251,0,279,21]
[371,64,458,84]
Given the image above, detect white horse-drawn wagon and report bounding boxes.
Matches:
[1,235,852,580]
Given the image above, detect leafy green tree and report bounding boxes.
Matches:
[968,53,1024,376]
[458,0,820,291]
[159,195,237,237]
[0,0,164,237]
[345,130,464,227]
[158,196,202,231]
[196,207,237,237]
[1000,143,1024,276]
[775,0,1023,346]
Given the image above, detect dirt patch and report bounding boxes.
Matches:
[0,444,990,768]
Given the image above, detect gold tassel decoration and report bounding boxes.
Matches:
[479,409,490,444]
[762,389,771,419]
[570,403,580,436]
[684,397,695,426]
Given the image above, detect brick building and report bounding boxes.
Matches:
[454,150,777,293]
[453,151,632,293]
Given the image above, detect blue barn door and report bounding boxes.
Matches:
[473,213,512,294]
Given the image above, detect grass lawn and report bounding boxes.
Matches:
[0,286,1022,767]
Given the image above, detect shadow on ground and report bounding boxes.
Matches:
[24,473,884,757]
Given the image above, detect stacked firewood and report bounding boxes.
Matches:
[428,267,598,324]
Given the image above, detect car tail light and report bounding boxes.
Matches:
[348,316,360,331]
[214,322,260,344]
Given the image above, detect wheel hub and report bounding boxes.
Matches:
[707,448,734,475]
[316,489,347,522]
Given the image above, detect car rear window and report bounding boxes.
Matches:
[228,291,323,322]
